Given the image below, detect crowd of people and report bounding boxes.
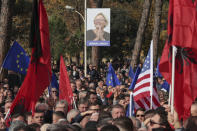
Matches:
[0,61,197,131]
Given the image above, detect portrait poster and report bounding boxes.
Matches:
[86,8,110,46]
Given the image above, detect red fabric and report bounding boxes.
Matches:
[9,0,51,117]
[106,92,113,98]
[170,0,197,51]
[134,87,160,110]
[59,56,73,111]
[159,0,197,120]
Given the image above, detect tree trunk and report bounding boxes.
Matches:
[0,0,14,81]
[89,0,103,67]
[152,0,163,67]
[130,0,152,68]
[0,1,2,15]
[76,53,80,65]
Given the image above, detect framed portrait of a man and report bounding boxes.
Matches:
[86,8,110,46]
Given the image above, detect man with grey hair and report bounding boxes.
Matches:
[67,109,80,123]
[111,104,125,119]
[55,100,68,115]
[9,120,27,131]
[35,103,49,112]
[46,124,66,131]
[46,123,74,131]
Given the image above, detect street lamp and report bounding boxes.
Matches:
[65,5,85,22]
[65,2,87,77]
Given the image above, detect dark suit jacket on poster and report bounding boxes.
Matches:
[87,30,110,41]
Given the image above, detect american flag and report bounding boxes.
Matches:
[133,41,160,110]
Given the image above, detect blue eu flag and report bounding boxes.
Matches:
[161,80,170,92]
[106,64,120,87]
[129,66,141,90]
[155,59,162,78]
[129,66,134,79]
[48,73,59,96]
[2,41,30,74]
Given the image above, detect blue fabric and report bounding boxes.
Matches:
[129,66,134,79]
[48,73,59,96]
[129,66,141,90]
[155,59,162,78]
[2,41,30,74]
[126,95,135,117]
[106,64,120,87]
[161,80,170,92]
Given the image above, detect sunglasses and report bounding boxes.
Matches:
[150,119,164,126]
[136,114,145,117]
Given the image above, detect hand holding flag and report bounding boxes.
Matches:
[159,0,197,120]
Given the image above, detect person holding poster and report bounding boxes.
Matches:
[87,12,110,46]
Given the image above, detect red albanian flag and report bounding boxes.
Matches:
[159,0,197,120]
[8,0,51,117]
[59,56,73,112]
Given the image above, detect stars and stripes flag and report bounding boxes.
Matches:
[133,41,160,110]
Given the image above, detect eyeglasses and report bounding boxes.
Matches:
[136,114,145,117]
[52,91,57,93]
[79,106,88,109]
[90,109,100,112]
[150,119,164,126]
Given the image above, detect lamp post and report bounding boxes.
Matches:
[65,2,87,77]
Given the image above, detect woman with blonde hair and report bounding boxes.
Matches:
[87,13,110,41]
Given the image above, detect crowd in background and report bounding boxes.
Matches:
[0,61,197,131]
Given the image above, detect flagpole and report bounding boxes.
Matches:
[171,46,177,114]
[0,67,3,76]
[73,97,77,109]
[84,0,87,77]
[168,85,172,107]
[150,40,154,109]
[129,92,133,117]
[4,109,10,120]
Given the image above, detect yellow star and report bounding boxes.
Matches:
[17,55,20,58]
[16,60,19,63]
[109,81,111,84]
[110,76,112,80]
[21,68,23,71]
[17,65,20,68]
[20,52,24,55]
